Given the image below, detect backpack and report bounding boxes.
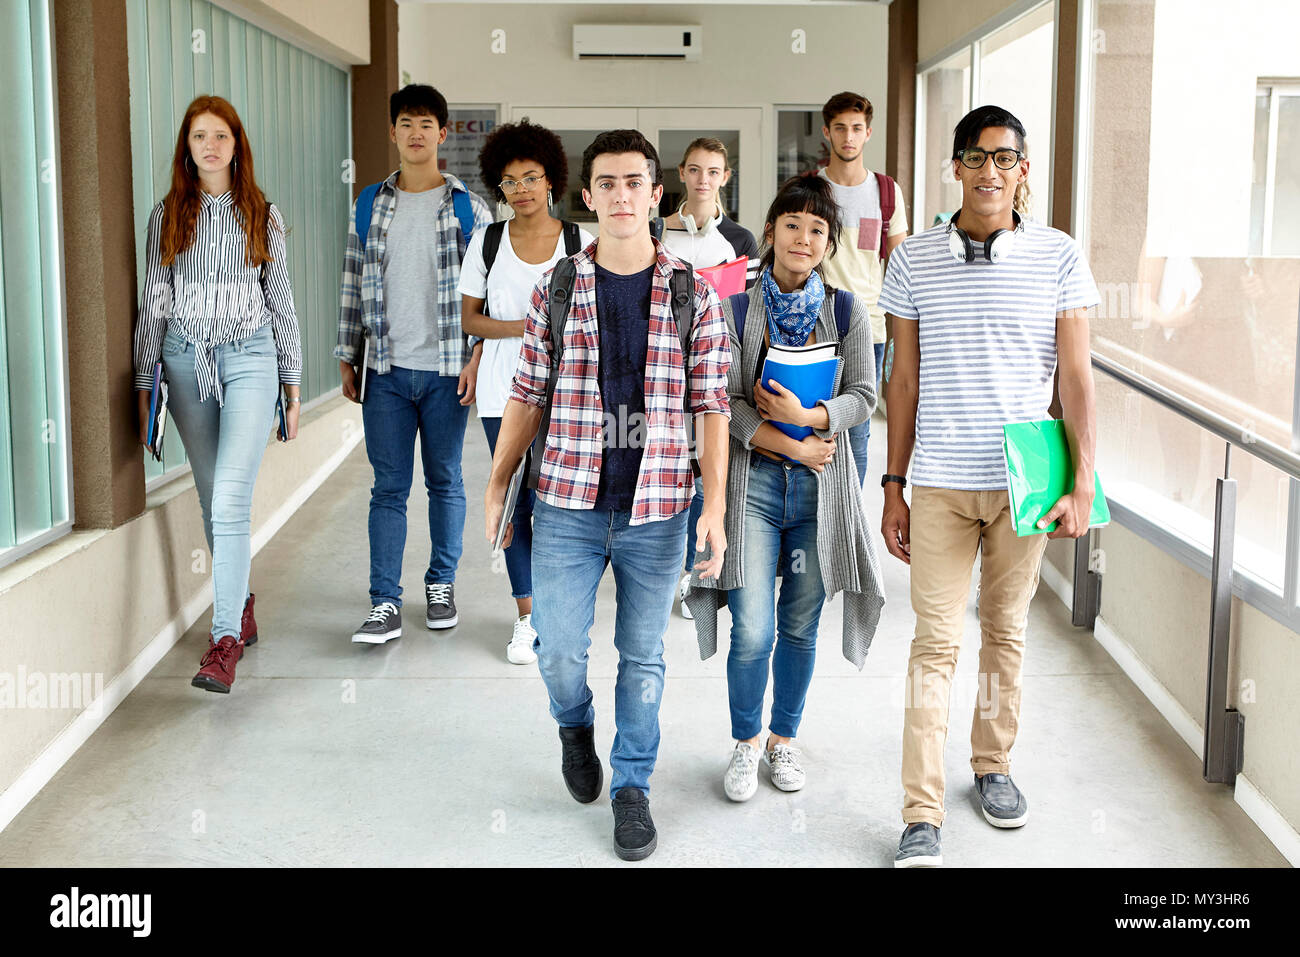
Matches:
[480,220,583,317]
[353,179,477,254]
[528,257,697,490]
[875,171,897,263]
[728,287,854,349]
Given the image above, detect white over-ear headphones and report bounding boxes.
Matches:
[947,208,1024,263]
[678,201,722,236]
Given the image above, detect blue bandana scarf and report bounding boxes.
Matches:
[761,267,825,347]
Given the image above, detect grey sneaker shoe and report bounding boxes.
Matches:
[975,772,1029,827]
[352,601,401,644]
[766,742,806,792]
[425,583,458,629]
[894,822,943,868]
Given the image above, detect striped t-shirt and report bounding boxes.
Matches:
[877,219,1099,490]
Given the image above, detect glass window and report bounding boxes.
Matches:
[918,47,971,229]
[657,128,741,223]
[127,0,351,483]
[775,107,827,187]
[976,2,1055,221]
[444,106,499,208]
[1081,0,1300,593]
[0,0,71,566]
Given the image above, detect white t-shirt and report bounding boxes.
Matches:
[877,219,1100,490]
[458,220,595,416]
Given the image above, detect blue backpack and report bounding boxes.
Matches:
[353,179,477,253]
[728,287,853,349]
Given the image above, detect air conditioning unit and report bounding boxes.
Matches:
[572,24,702,62]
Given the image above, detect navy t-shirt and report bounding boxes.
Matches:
[592,262,654,512]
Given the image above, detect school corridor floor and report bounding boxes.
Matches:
[0,412,1286,867]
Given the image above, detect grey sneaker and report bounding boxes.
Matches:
[425,583,458,629]
[894,822,943,867]
[975,772,1029,827]
[723,742,761,802]
[766,742,806,792]
[352,601,401,644]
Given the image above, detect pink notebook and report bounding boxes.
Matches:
[696,257,748,298]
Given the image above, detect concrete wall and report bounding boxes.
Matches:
[223,0,371,64]
[918,0,1014,63]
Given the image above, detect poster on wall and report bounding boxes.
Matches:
[440,108,498,204]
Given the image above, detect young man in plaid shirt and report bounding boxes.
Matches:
[484,130,732,861]
[335,85,493,645]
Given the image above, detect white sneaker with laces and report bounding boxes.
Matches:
[679,574,693,620]
[766,742,806,792]
[723,742,761,802]
[507,614,538,665]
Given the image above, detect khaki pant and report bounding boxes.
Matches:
[900,486,1048,827]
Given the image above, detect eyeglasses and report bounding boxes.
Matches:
[499,175,545,194]
[955,147,1024,170]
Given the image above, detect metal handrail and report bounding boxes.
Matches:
[1091,352,1300,481]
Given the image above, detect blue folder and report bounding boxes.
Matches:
[759,341,841,444]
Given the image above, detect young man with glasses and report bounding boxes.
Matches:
[816,92,909,488]
[878,106,1099,867]
[335,84,493,644]
[483,130,731,861]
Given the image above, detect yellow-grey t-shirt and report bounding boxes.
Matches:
[817,168,908,343]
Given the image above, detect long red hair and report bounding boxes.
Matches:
[160,95,276,267]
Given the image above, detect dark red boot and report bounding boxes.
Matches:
[192,635,245,693]
[241,593,258,647]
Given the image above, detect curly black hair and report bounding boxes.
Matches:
[477,119,568,205]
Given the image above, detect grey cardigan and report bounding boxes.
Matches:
[684,286,887,669]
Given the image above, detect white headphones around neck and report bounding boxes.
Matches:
[947,208,1024,263]
[678,201,723,236]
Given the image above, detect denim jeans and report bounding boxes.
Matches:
[162,323,279,639]
[480,415,534,599]
[362,366,469,607]
[531,499,688,797]
[725,454,826,741]
[683,475,704,573]
[847,341,886,489]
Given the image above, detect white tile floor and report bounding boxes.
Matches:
[0,414,1285,866]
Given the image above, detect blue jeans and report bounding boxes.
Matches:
[480,416,534,599]
[362,366,469,607]
[847,341,886,489]
[162,324,279,640]
[531,499,688,797]
[683,475,704,572]
[725,454,826,741]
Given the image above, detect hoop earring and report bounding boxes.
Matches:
[546,189,554,208]
[184,154,195,175]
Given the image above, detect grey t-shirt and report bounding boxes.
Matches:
[383,184,446,371]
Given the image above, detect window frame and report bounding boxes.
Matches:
[1254,81,1300,257]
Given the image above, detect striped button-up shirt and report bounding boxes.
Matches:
[334,170,494,376]
[133,191,302,406]
[508,239,732,526]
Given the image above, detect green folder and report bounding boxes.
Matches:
[1001,419,1110,537]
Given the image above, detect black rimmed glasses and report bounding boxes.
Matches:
[499,175,545,194]
[955,147,1024,170]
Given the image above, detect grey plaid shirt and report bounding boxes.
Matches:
[335,169,494,376]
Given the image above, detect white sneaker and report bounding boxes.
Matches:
[723,742,761,802]
[507,614,538,665]
[766,742,806,792]
[679,574,693,620]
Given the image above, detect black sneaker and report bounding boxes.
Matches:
[425,583,458,629]
[352,601,401,644]
[894,822,943,867]
[975,772,1029,827]
[612,787,657,862]
[558,725,603,804]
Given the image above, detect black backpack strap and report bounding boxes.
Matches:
[482,220,507,277]
[528,256,578,490]
[670,266,702,478]
[650,216,665,242]
[833,289,853,354]
[561,221,582,256]
[726,291,751,341]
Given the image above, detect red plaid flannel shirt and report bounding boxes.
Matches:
[508,239,731,525]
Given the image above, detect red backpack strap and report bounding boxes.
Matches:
[876,172,896,262]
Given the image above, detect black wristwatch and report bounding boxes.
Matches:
[881,474,908,489]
